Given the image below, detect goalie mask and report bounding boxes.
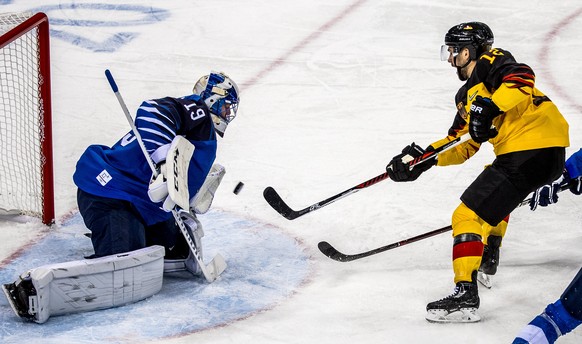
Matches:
[193,72,240,137]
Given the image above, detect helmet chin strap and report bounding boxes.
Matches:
[453,54,473,81]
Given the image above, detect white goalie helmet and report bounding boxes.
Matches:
[193,72,240,137]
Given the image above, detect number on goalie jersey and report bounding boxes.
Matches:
[73,71,240,259]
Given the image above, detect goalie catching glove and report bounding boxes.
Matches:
[386,142,436,182]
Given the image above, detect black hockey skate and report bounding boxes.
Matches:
[164,212,203,276]
[480,235,501,275]
[425,277,480,323]
[477,235,502,289]
[2,276,36,320]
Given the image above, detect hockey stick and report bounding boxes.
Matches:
[319,180,573,262]
[264,133,472,220]
[104,69,226,282]
[318,225,452,262]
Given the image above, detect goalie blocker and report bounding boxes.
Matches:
[2,245,164,324]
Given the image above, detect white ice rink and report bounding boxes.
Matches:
[1,0,582,343]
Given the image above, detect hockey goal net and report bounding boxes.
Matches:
[0,12,54,225]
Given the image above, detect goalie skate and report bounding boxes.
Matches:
[2,278,36,320]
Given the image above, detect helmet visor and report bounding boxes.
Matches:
[440,45,460,61]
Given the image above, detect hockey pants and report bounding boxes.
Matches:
[451,202,509,284]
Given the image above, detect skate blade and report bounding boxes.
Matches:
[477,271,492,289]
[2,283,27,319]
[425,308,481,323]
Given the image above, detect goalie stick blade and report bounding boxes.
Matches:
[263,187,301,220]
[206,253,227,281]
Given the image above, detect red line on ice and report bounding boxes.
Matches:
[538,7,582,113]
[241,0,368,88]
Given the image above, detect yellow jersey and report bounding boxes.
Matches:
[433,48,569,166]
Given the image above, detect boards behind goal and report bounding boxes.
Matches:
[0,12,54,225]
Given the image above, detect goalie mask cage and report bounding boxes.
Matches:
[0,12,54,225]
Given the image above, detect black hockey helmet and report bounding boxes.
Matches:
[441,22,494,60]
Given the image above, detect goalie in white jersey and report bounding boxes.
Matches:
[2,72,239,323]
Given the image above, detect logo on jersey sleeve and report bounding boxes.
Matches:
[96,169,113,186]
[469,90,478,102]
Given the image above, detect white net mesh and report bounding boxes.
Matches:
[0,12,46,218]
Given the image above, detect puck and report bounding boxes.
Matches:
[233,181,244,194]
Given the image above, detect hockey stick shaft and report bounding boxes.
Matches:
[264,132,472,220]
[104,69,225,282]
[318,225,452,262]
[320,180,573,262]
[105,69,158,177]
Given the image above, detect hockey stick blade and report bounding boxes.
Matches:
[207,253,227,279]
[318,241,356,262]
[263,186,303,220]
[264,183,368,220]
[173,209,227,282]
[318,240,392,262]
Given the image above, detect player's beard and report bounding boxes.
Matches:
[456,64,471,81]
[454,55,472,81]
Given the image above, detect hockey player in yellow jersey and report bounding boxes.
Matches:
[386,22,569,323]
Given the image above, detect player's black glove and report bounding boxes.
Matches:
[469,96,501,143]
[386,143,436,182]
[529,182,560,211]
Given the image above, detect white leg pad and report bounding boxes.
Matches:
[3,245,164,323]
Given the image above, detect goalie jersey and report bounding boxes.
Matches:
[73,95,217,225]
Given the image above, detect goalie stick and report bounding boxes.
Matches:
[264,133,472,220]
[319,180,574,262]
[105,69,226,282]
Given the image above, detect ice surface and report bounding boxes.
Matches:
[1,0,582,343]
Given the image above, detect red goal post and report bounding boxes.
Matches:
[0,12,54,225]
